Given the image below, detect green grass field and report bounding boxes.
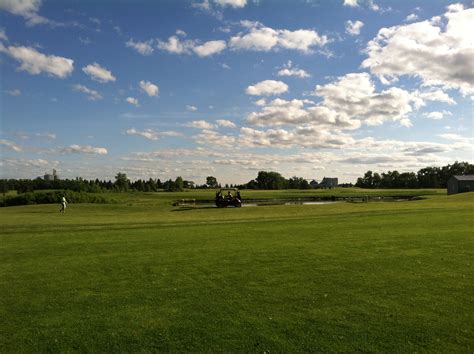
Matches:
[1,189,473,352]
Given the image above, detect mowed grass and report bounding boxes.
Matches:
[1,190,473,352]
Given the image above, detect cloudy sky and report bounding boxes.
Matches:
[1,0,472,184]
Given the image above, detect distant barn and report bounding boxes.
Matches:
[320,177,338,189]
[447,175,474,195]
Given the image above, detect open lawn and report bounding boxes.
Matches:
[1,189,473,351]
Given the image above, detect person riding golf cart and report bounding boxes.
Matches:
[215,188,242,208]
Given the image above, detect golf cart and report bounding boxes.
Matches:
[215,188,242,208]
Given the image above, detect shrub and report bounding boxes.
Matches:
[2,190,113,207]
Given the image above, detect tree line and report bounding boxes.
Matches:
[1,161,471,194]
[355,161,473,189]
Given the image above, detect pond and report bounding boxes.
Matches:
[173,195,421,208]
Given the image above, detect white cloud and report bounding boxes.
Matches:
[438,133,473,144]
[62,144,108,155]
[157,36,226,57]
[345,20,364,36]
[229,21,329,53]
[404,13,419,22]
[186,105,198,111]
[343,0,358,7]
[157,35,192,54]
[0,29,7,41]
[239,126,354,149]
[185,120,216,129]
[139,80,159,97]
[125,128,181,141]
[125,97,139,106]
[0,44,73,78]
[362,5,474,95]
[193,40,226,57]
[216,119,237,128]
[126,39,154,55]
[415,89,456,105]
[82,62,116,83]
[0,139,23,152]
[194,129,236,148]
[5,88,21,96]
[246,80,289,96]
[0,0,50,26]
[214,0,247,8]
[277,60,310,78]
[423,110,452,120]
[247,73,424,129]
[72,84,103,101]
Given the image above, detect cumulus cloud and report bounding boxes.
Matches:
[343,0,358,7]
[229,21,329,53]
[415,89,456,105]
[186,105,198,111]
[62,144,108,155]
[82,62,116,83]
[247,73,424,129]
[246,80,289,96]
[139,80,159,96]
[0,0,50,26]
[0,44,73,78]
[362,4,474,95]
[72,84,103,101]
[125,97,139,106]
[216,119,237,128]
[214,0,247,7]
[423,110,452,120]
[0,139,23,152]
[405,13,419,22]
[126,39,154,55]
[125,128,181,140]
[277,60,310,78]
[185,120,216,129]
[157,36,191,54]
[157,36,226,57]
[193,40,227,57]
[345,20,364,36]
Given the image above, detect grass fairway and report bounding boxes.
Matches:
[1,190,473,351]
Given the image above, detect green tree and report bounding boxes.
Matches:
[175,176,184,191]
[206,176,218,188]
[256,171,287,189]
[114,172,130,191]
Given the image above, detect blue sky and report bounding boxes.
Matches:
[1,0,472,184]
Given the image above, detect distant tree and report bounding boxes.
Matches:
[0,179,9,204]
[256,171,287,189]
[114,172,130,191]
[206,176,218,188]
[175,176,184,191]
[372,173,382,188]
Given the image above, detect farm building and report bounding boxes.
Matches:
[44,169,58,181]
[447,175,474,195]
[320,177,338,189]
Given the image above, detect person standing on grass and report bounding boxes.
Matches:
[59,196,67,213]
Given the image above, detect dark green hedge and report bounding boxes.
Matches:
[1,190,114,207]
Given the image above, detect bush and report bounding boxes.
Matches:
[2,190,113,207]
